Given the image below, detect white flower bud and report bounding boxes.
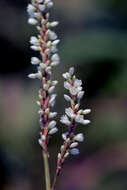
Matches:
[48,121,56,129]
[36,101,41,106]
[82,120,91,125]
[28,73,36,79]
[63,72,70,79]
[64,81,71,90]
[70,148,79,155]
[51,61,59,66]
[31,57,40,65]
[62,133,67,140]
[45,108,50,114]
[52,80,58,86]
[27,4,36,14]
[28,18,38,25]
[60,115,71,126]
[34,12,41,19]
[74,133,84,142]
[65,107,75,119]
[69,67,74,75]
[40,63,46,69]
[47,30,57,40]
[46,2,54,8]
[70,142,78,148]
[38,4,46,11]
[52,40,60,46]
[30,45,41,51]
[49,127,58,135]
[64,94,71,102]
[50,21,59,27]
[77,91,84,99]
[49,112,57,118]
[30,36,39,45]
[38,139,42,147]
[48,86,55,93]
[83,109,91,115]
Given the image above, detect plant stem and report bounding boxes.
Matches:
[43,151,51,190]
[51,173,57,190]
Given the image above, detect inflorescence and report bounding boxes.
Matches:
[27,0,60,154]
[56,67,91,175]
[27,0,91,189]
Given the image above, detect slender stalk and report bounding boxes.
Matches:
[51,173,57,190]
[43,151,51,190]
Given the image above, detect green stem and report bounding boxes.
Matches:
[51,173,57,190]
[43,151,51,190]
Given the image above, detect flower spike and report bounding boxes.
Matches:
[56,67,91,176]
[27,0,60,153]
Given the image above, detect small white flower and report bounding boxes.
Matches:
[69,67,74,75]
[82,120,91,125]
[83,109,91,115]
[74,79,82,87]
[30,36,39,45]
[69,87,77,96]
[34,12,41,19]
[52,40,60,46]
[60,115,71,126]
[46,66,52,73]
[62,133,67,140]
[28,73,37,79]
[77,91,84,99]
[40,63,46,69]
[50,45,58,53]
[50,21,59,27]
[51,61,59,66]
[49,94,56,106]
[48,120,56,129]
[62,72,70,79]
[64,81,71,90]
[45,49,50,55]
[48,86,55,93]
[31,57,40,65]
[44,0,51,4]
[38,4,46,11]
[65,108,75,119]
[49,127,58,135]
[27,4,36,14]
[30,45,41,51]
[70,142,78,148]
[74,133,84,142]
[48,30,57,40]
[70,148,79,155]
[45,108,50,114]
[64,94,71,102]
[51,54,60,62]
[28,18,38,25]
[38,138,42,147]
[38,110,43,114]
[75,115,84,124]
[52,80,58,86]
[46,2,54,8]
[49,112,57,118]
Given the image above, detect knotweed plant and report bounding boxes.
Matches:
[27,0,91,190]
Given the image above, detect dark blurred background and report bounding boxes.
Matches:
[0,0,127,189]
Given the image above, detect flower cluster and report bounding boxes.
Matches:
[56,67,91,175]
[27,0,60,153]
